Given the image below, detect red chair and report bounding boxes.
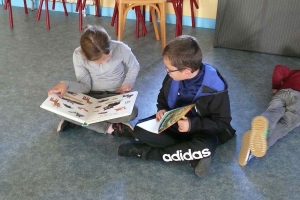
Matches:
[36,0,68,29]
[3,0,28,28]
[76,0,101,31]
[167,0,199,36]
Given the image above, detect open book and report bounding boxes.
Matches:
[136,104,196,134]
[40,91,138,126]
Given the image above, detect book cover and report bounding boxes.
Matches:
[40,91,138,125]
[136,104,195,134]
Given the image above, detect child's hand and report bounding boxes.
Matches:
[48,82,67,98]
[115,84,133,93]
[156,109,167,121]
[177,116,189,132]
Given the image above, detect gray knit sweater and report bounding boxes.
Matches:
[63,40,140,93]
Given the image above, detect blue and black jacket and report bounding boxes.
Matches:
[156,64,235,144]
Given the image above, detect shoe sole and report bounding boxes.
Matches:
[250,116,268,157]
[238,130,251,166]
[194,156,211,178]
[56,119,65,132]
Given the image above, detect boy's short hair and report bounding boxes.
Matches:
[162,35,202,72]
[80,25,111,61]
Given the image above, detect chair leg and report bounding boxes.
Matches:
[4,0,7,10]
[140,6,147,37]
[150,7,159,41]
[5,0,13,28]
[45,0,50,29]
[177,0,183,36]
[158,2,166,50]
[135,6,147,38]
[111,2,118,25]
[117,2,125,41]
[23,0,28,14]
[52,0,55,10]
[52,0,68,15]
[171,0,182,37]
[134,7,139,38]
[36,0,43,21]
[78,0,83,31]
[61,0,68,16]
[190,0,199,28]
[95,0,100,17]
[82,0,87,8]
[111,2,118,35]
[76,0,81,12]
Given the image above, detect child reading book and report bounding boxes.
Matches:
[117,35,236,178]
[47,25,140,137]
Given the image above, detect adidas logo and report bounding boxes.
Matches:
[162,148,211,162]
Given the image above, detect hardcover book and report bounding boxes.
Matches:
[40,91,138,126]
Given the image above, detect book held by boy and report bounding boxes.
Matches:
[40,91,138,126]
[136,104,196,134]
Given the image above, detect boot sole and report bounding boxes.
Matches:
[250,116,268,157]
[238,130,251,166]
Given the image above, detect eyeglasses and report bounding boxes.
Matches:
[165,67,181,74]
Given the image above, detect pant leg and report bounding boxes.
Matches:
[134,126,218,162]
[261,90,286,131]
[133,126,182,148]
[264,89,300,148]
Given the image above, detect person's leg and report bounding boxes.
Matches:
[239,89,300,166]
[261,90,287,129]
[249,90,287,157]
[132,126,182,148]
[238,90,286,166]
[266,90,300,148]
[118,128,218,177]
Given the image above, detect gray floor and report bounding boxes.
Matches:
[1,6,300,200]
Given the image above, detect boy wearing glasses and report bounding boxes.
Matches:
[117,35,235,178]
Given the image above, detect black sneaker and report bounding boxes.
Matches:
[112,123,134,138]
[56,119,78,132]
[118,140,151,160]
[190,157,212,178]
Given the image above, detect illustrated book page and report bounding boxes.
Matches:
[40,91,138,125]
[136,104,195,134]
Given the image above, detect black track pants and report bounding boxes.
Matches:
[133,126,218,162]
